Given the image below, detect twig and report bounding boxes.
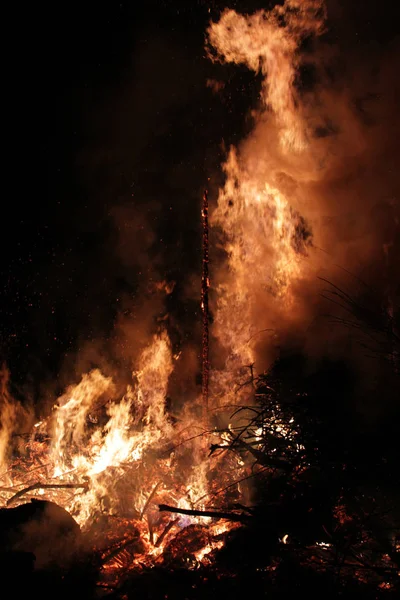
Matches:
[232,503,256,514]
[193,466,269,505]
[211,439,294,472]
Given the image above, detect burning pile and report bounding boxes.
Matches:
[1,0,399,596]
[1,0,328,585]
[0,337,245,583]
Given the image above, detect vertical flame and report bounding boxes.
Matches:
[207,1,326,385]
[135,329,174,432]
[48,330,174,524]
[51,369,113,476]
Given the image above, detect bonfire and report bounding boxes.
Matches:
[1,1,399,598]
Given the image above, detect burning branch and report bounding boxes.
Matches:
[140,481,161,519]
[159,504,250,523]
[6,481,89,506]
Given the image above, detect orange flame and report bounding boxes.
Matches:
[207,0,326,393]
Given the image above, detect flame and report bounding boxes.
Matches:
[207,1,326,151]
[211,150,304,353]
[47,331,177,524]
[51,369,114,478]
[0,329,246,582]
[207,1,326,397]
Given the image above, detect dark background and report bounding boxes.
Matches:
[2,0,399,398]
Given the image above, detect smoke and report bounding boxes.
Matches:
[5,0,398,422]
[59,0,400,411]
[44,29,213,406]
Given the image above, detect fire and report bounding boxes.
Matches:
[207,1,325,151]
[0,330,247,581]
[207,1,325,409]
[50,368,114,478]
[1,0,335,586]
[43,332,176,526]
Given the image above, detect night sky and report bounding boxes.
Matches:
[2,0,399,402]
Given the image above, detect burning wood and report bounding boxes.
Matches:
[159,503,250,523]
[1,1,399,598]
[0,340,248,585]
[6,481,89,507]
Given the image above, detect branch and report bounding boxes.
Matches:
[6,481,89,506]
[212,439,294,472]
[158,504,250,523]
